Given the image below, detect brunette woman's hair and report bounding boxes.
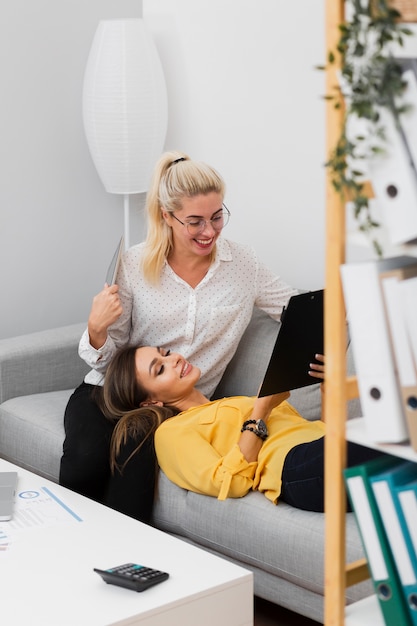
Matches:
[141,150,226,284]
[95,346,178,474]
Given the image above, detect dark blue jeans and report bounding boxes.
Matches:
[280,437,385,512]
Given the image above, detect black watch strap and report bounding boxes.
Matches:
[241,419,268,440]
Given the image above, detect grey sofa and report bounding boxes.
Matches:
[0,309,372,623]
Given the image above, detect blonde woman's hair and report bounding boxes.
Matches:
[141,151,226,284]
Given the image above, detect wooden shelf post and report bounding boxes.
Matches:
[324,0,349,624]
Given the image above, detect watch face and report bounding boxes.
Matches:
[256,419,268,438]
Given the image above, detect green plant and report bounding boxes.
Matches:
[324,0,413,256]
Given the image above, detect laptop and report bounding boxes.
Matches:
[258,289,324,396]
[0,471,18,521]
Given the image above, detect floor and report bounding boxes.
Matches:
[254,597,322,626]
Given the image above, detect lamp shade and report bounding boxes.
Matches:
[82,19,168,194]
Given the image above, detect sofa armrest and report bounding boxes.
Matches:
[0,323,89,404]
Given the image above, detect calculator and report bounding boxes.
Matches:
[94,562,169,592]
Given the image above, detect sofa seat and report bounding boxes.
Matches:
[152,471,371,622]
[0,311,372,623]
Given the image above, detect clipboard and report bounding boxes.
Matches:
[105,236,124,286]
[257,289,324,396]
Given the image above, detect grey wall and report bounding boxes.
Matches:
[1,1,143,340]
[2,1,328,340]
[144,0,327,292]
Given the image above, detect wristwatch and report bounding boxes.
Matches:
[241,418,268,441]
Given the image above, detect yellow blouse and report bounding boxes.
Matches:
[154,396,325,504]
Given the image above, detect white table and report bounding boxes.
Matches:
[0,459,253,626]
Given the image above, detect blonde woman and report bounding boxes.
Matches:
[59,151,297,521]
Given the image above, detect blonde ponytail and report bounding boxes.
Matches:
[141,151,225,284]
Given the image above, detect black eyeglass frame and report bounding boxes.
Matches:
[171,204,230,235]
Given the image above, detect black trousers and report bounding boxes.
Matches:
[280,437,385,512]
[59,382,156,524]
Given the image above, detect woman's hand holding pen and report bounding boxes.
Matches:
[87,284,123,349]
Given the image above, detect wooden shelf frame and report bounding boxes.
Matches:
[323,1,365,624]
[323,6,417,625]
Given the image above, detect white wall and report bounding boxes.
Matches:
[0,0,143,340]
[144,0,327,291]
[1,0,326,340]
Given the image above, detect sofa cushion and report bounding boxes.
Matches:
[152,470,372,604]
[0,390,69,482]
[0,323,88,405]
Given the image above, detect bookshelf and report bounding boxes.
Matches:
[323,3,417,626]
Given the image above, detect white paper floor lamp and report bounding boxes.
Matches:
[82,19,168,249]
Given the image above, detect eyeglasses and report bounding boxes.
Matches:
[171,205,230,236]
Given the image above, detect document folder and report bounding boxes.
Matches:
[341,256,417,443]
[368,96,417,246]
[382,270,417,450]
[371,461,417,625]
[345,457,413,626]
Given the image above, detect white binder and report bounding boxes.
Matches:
[368,72,417,246]
[397,67,417,177]
[340,256,417,443]
[400,276,417,372]
[382,271,417,450]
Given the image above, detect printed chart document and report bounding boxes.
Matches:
[0,484,82,555]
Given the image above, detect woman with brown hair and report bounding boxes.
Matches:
[99,344,381,514]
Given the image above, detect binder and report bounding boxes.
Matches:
[340,256,417,443]
[380,264,417,450]
[370,461,417,624]
[345,456,413,626]
[395,478,417,612]
[368,80,417,245]
[395,66,417,186]
[399,276,417,380]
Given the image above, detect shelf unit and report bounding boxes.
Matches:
[323,3,417,625]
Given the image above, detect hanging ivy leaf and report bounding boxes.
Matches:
[325,0,413,255]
